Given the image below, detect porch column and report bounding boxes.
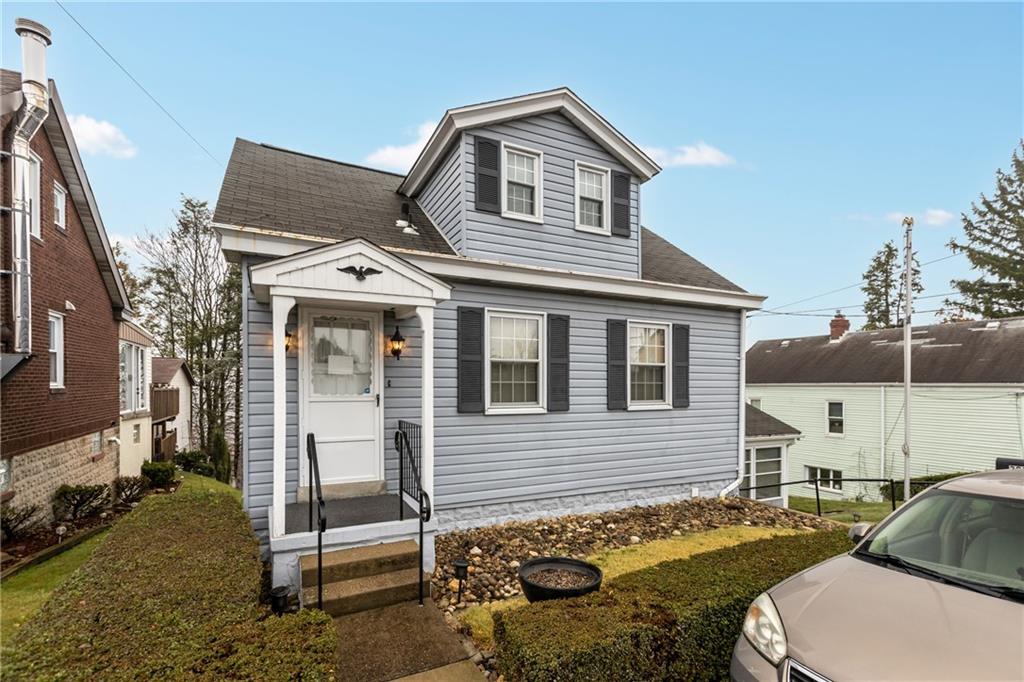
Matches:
[271,295,295,538]
[416,306,435,506]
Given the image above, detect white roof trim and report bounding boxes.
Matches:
[398,88,662,196]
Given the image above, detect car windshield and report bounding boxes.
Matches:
[857,490,1024,595]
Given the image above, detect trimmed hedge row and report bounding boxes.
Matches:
[5,482,336,680]
[879,472,971,502]
[493,530,850,682]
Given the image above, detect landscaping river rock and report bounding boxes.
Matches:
[432,496,841,611]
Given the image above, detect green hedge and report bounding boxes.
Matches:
[493,530,851,682]
[879,472,970,502]
[5,481,336,680]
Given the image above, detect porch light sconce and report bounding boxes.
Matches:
[453,559,469,603]
[284,323,296,353]
[388,326,406,359]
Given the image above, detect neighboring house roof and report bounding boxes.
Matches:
[212,139,456,256]
[2,69,131,316]
[747,317,1024,385]
[152,357,194,386]
[398,87,661,196]
[213,139,744,294]
[746,403,800,438]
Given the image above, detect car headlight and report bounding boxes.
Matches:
[742,592,787,665]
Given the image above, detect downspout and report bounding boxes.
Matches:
[720,309,747,497]
[8,19,51,353]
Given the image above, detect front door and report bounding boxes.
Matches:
[301,310,382,485]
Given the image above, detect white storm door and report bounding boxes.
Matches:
[303,311,382,485]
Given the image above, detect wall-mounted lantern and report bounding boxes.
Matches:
[388,326,406,360]
[284,323,296,353]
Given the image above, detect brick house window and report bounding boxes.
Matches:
[120,341,148,412]
[53,182,67,230]
[48,311,65,388]
[29,151,42,238]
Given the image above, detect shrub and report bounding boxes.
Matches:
[113,475,148,504]
[1,503,40,541]
[493,530,851,682]
[211,429,231,483]
[141,460,176,488]
[176,448,214,477]
[6,482,337,680]
[879,472,971,502]
[52,484,109,521]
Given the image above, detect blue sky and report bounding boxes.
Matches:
[3,2,1020,343]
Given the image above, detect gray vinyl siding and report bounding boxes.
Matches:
[418,143,463,251]
[461,113,641,278]
[382,310,423,492]
[242,257,299,540]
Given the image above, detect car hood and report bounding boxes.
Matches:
[771,554,1024,681]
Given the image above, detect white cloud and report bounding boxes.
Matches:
[884,211,907,224]
[644,141,736,168]
[68,114,137,159]
[366,121,436,172]
[923,208,954,226]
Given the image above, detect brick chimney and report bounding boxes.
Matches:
[829,311,850,340]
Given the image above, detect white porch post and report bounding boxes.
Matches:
[271,295,295,537]
[416,306,435,505]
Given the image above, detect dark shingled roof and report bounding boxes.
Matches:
[747,317,1024,385]
[746,404,800,438]
[214,138,744,293]
[152,357,193,386]
[212,139,456,255]
[1,69,21,95]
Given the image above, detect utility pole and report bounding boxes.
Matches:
[902,216,914,502]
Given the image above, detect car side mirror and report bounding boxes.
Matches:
[848,522,873,544]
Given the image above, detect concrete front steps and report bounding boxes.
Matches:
[300,539,429,616]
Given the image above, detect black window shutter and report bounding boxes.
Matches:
[457,307,485,413]
[547,314,570,412]
[611,172,631,237]
[672,324,690,408]
[607,319,627,410]
[475,137,501,214]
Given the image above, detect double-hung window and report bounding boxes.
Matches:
[120,341,148,413]
[575,162,609,234]
[502,144,542,222]
[48,312,64,388]
[807,465,842,490]
[486,310,544,412]
[53,182,67,230]
[29,151,42,238]
[827,401,844,435]
[628,321,670,408]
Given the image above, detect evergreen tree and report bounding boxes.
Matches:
[947,141,1024,318]
[861,240,922,330]
[211,429,230,484]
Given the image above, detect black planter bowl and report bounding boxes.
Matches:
[517,556,603,603]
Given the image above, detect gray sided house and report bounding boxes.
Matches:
[214,88,764,590]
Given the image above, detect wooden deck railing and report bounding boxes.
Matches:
[151,386,179,423]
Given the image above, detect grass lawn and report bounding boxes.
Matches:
[459,525,805,650]
[179,470,240,500]
[789,495,899,524]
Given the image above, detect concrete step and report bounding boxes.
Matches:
[303,567,429,616]
[300,540,419,585]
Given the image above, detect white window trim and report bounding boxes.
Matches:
[484,307,547,415]
[626,319,672,411]
[825,400,845,438]
[29,151,42,239]
[744,444,786,503]
[53,181,68,230]
[805,465,843,492]
[48,311,64,389]
[573,160,611,235]
[499,141,544,224]
[120,341,149,414]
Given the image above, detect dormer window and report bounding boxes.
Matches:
[575,162,610,234]
[501,143,543,223]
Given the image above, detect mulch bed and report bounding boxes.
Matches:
[529,568,592,589]
[433,496,841,613]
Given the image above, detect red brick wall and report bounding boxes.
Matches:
[1,114,120,457]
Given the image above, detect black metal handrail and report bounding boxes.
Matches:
[306,433,327,610]
[739,477,899,517]
[396,420,431,605]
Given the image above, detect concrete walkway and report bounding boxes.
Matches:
[393,660,484,681]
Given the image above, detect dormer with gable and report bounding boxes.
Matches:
[400,89,659,279]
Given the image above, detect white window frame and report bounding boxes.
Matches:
[574,160,611,235]
[500,142,544,224]
[484,308,547,415]
[120,341,149,414]
[826,400,845,437]
[743,444,785,503]
[29,151,42,239]
[626,319,672,411]
[53,181,68,230]
[749,398,762,409]
[806,465,843,491]
[48,311,64,388]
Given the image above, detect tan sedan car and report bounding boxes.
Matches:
[731,469,1024,681]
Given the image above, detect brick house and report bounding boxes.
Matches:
[1,19,131,515]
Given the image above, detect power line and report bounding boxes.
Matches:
[54,1,222,167]
[752,307,948,319]
[764,292,959,316]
